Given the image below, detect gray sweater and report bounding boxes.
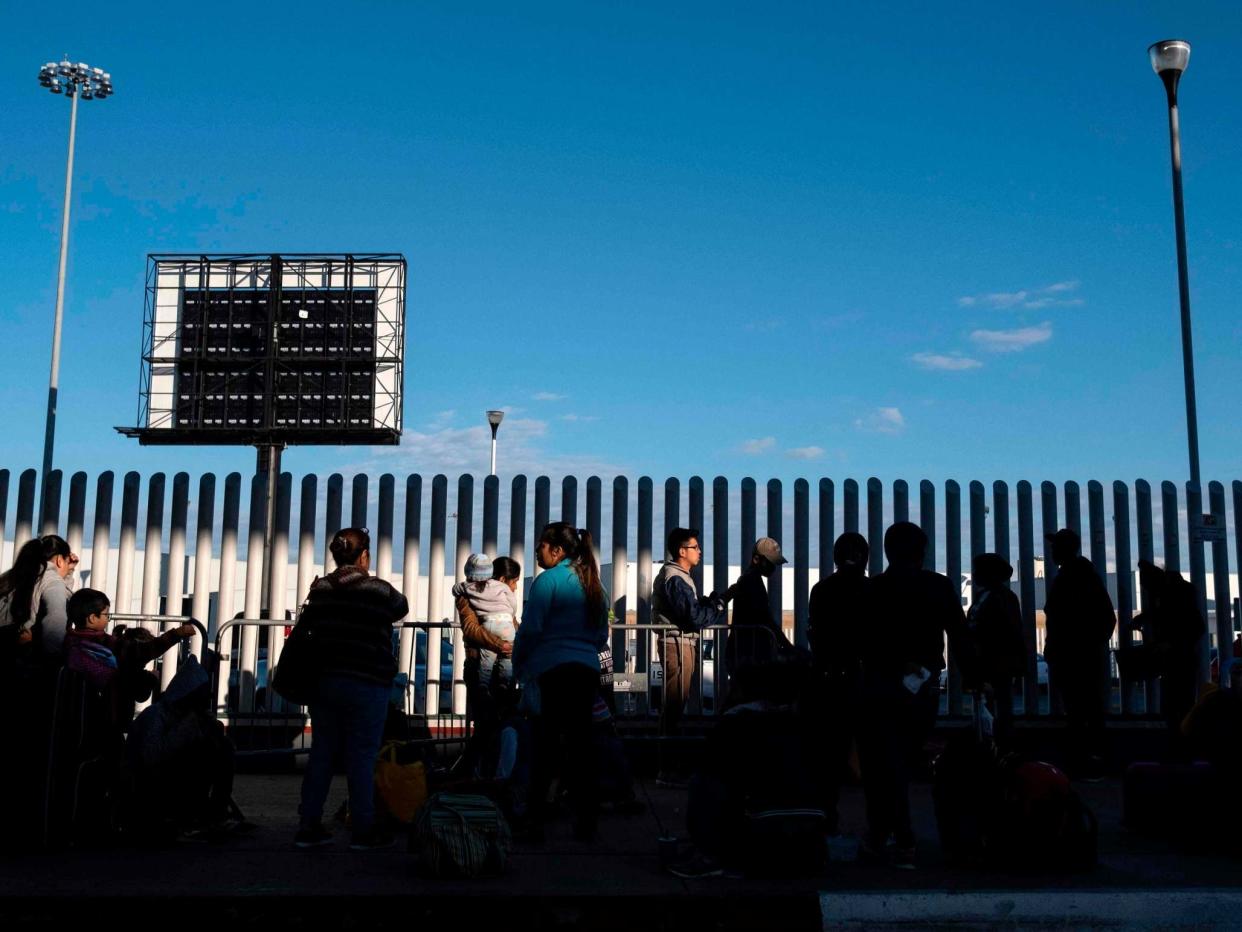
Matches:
[32,565,74,654]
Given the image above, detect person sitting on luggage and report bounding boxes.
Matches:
[966,554,1026,745]
[126,655,238,841]
[63,588,197,733]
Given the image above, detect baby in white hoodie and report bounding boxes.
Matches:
[453,553,519,687]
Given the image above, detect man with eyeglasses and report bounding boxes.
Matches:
[652,528,727,787]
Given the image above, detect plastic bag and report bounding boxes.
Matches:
[374,741,429,824]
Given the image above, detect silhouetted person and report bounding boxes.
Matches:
[652,527,726,786]
[1132,559,1205,757]
[725,538,791,675]
[859,522,970,870]
[807,532,870,834]
[1043,529,1115,780]
[967,553,1026,746]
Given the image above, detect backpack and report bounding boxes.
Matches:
[410,793,511,877]
[991,757,1098,871]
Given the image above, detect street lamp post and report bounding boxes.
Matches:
[1149,39,1201,488]
[486,410,505,476]
[36,59,113,525]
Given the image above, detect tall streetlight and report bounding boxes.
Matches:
[486,410,505,476]
[1149,39,1201,488]
[36,59,113,523]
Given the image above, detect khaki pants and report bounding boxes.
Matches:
[658,633,697,775]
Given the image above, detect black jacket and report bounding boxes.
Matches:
[726,568,788,667]
[301,566,407,687]
[808,569,869,678]
[1044,556,1115,668]
[862,566,970,683]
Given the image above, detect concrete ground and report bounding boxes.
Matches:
[2,764,1241,930]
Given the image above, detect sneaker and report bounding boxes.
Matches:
[667,851,724,879]
[656,772,689,789]
[293,824,333,849]
[889,844,917,871]
[349,827,396,851]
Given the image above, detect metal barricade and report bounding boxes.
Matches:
[212,618,471,762]
[608,622,783,720]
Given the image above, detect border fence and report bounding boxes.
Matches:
[6,467,1239,751]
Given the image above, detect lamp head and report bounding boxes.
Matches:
[486,410,505,429]
[1149,39,1191,76]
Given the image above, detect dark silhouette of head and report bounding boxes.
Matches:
[833,532,869,573]
[1046,529,1081,567]
[329,527,371,569]
[972,553,1013,589]
[884,522,927,570]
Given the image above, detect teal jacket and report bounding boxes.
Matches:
[513,559,609,682]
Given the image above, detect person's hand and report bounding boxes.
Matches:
[724,585,737,602]
[176,623,197,639]
[499,641,514,657]
[17,629,32,646]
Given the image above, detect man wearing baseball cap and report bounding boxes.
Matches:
[724,537,792,677]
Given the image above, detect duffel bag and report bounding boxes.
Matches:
[410,792,511,877]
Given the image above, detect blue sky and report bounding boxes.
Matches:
[2,1,1241,492]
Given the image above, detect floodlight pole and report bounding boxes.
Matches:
[487,410,504,476]
[39,88,79,526]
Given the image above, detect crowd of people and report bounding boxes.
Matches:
[0,517,1224,870]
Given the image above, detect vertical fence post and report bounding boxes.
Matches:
[240,474,265,712]
[919,480,936,572]
[483,475,499,559]
[637,477,653,697]
[325,474,343,572]
[164,473,190,685]
[351,474,369,529]
[267,472,293,671]
[993,481,1011,574]
[426,475,448,716]
[1040,481,1062,714]
[1233,481,1242,684]
[819,479,835,583]
[843,479,859,535]
[1161,481,1181,574]
[1186,482,1210,685]
[295,476,318,617]
[741,478,757,565]
[562,476,578,526]
[140,474,166,628]
[1114,482,1137,714]
[587,476,602,570]
[66,472,88,576]
[945,480,963,716]
[376,474,395,584]
[1017,481,1039,715]
[215,474,241,714]
[893,479,909,524]
[713,476,729,709]
[866,478,883,577]
[453,475,474,715]
[794,478,809,648]
[90,472,115,611]
[400,475,422,701]
[15,468,37,553]
[115,471,141,615]
[663,478,681,562]
[1064,481,1082,543]
[767,479,783,625]
[1136,479,1157,712]
[191,474,216,649]
[0,470,8,568]
[689,477,705,594]
[969,481,986,602]
[40,469,63,536]
[1086,480,1112,713]
[1209,481,1234,681]
[611,477,629,663]
[534,477,550,576]
[509,476,527,605]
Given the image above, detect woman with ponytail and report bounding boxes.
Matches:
[512,522,609,841]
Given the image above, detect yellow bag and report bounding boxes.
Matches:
[374,742,429,824]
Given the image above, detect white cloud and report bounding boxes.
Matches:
[786,446,825,460]
[969,321,1053,353]
[739,437,776,454]
[854,407,906,435]
[911,352,983,371]
[957,280,1082,310]
[532,391,566,402]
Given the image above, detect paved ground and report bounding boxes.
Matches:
[2,763,1240,930]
